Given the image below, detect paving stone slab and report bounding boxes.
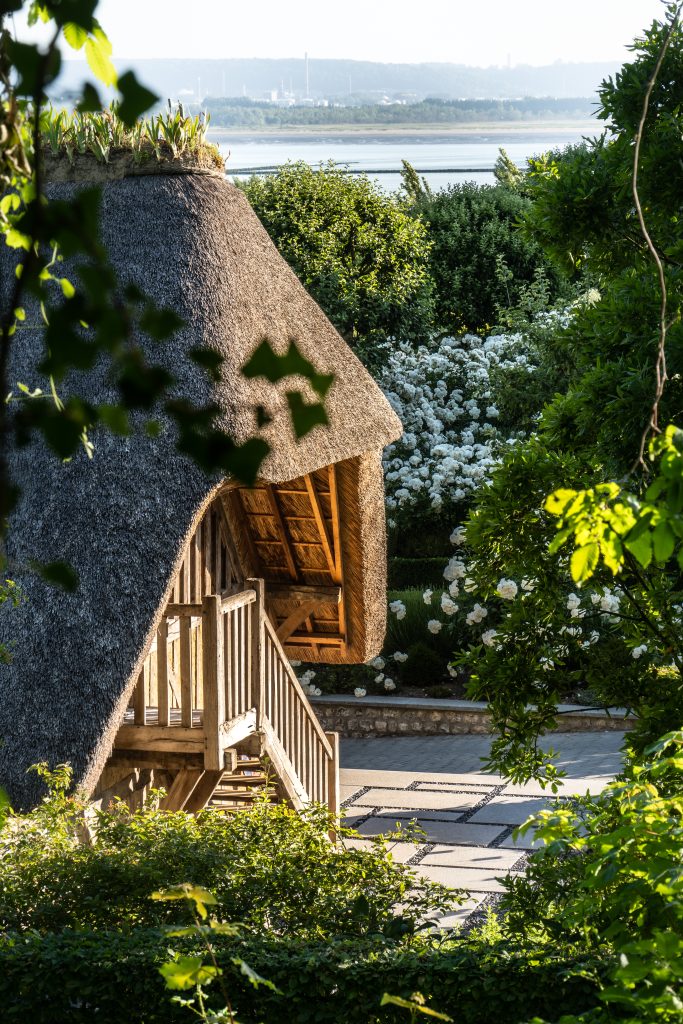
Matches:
[350,788,481,812]
[341,768,503,788]
[467,795,551,826]
[416,864,525,892]
[421,845,523,870]
[353,816,506,846]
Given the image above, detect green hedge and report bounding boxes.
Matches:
[0,929,611,1024]
[388,558,447,590]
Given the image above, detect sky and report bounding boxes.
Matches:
[14,0,669,67]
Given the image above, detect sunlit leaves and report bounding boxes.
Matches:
[380,993,453,1020]
[546,425,683,582]
[83,25,116,86]
[159,955,219,991]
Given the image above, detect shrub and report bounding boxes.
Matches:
[411,181,567,335]
[0,928,610,1024]
[0,790,454,937]
[239,161,434,347]
[402,642,448,688]
[388,558,449,590]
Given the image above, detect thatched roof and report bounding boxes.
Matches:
[0,168,401,807]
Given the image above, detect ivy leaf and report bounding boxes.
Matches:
[243,339,334,397]
[117,70,158,125]
[77,82,102,113]
[286,391,328,439]
[31,560,79,591]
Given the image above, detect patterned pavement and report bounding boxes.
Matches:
[340,731,624,925]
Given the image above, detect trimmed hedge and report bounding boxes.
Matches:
[388,558,447,590]
[0,928,611,1024]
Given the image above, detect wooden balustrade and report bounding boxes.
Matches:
[125,579,338,814]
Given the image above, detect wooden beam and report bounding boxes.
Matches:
[304,474,337,578]
[183,770,225,813]
[268,583,341,604]
[276,600,321,643]
[219,707,258,747]
[165,603,203,617]
[161,768,203,812]
[225,489,263,577]
[107,751,205,771]
[115,724,204,753]
[328,463,346,642]
[285,633,345,646]
[265,484,298,580]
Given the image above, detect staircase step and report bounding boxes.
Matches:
[219,773,269,786]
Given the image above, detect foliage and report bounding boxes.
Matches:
[408,181,567,335]
[388,558,449,590]
[428,6,683,779]
[239,160,434,346]
[501,729,683,1022]
[206,95,595,129]
[40,102,223,166]
[0,781,455,936]
[0,926,609,1024]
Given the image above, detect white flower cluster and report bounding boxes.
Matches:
[495,578,518,601]
[389,599,407,620]
[380,334,531,514]
[299,669,322,697]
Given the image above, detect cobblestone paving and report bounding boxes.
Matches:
[340,731,624,926]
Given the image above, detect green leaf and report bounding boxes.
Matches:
[569,542,599,583]
[653,521,675,563]
[60,278,75,299]
[380,994,452,1021]
[117,70,159,126]
[159,956,219,991]
[151,884,217,919]
[31,560,79,592]
[243,339,334,397]
[189,347,223,382]
[286,391,328,439]
[77,82,102,113]
[624,528,653,569]
[63,22,88,50]
[233,959,281,992]
[84,28,117,87]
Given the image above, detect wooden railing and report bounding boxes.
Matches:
[126,578,339,815]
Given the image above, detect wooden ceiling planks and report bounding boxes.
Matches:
[233,470,347,653]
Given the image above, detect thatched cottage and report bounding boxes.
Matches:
[0,155,401,812]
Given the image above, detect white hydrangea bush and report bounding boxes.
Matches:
[379,333,531,521]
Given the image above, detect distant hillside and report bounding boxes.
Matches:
[205,96,597,128]
[53,57,619,103]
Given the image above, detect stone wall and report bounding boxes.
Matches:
[311,695,635,738]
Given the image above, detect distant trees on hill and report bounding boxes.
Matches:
[205,96,594,128]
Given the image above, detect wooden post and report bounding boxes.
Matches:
[157,618,169,727]
[325,731,340,840]
[248,578,265,729]
[202,594,224,771]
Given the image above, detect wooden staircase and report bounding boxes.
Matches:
[106,579,340,818]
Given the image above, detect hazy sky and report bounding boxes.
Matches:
[14,0,669,66]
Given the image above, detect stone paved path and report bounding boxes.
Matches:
[340,731,624,925]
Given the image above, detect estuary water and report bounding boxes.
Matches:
[211,122,598,192]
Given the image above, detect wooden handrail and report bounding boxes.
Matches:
[263,616,333,759]
[221,589,256,614]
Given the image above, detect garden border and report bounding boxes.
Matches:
[310,695,635,737]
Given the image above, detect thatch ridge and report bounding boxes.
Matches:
[0,172,401,807]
